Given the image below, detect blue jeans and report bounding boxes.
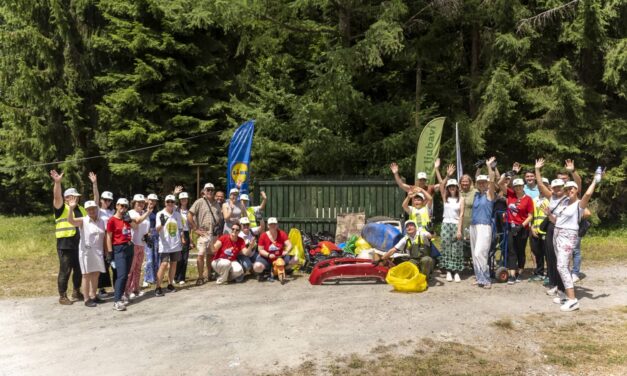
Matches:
[238,251,258,273]
[143,232,159,283]
[113,243,134,302]
[571,236,582,275]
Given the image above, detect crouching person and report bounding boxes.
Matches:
[382,220,434,278]
[253,217,294,282]
[211,223,250,284]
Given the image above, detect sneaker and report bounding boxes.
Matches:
[454,273,461,283]
[97,290,109,299]
[178,281,185,285]
[507,276,515,285]
[560,299,580,312]
[129,292,137,300]
[92,297,105,304]
[446,271,453,282]
[142,281,150,288]
[121,295,130,306]
[166,284,176,293]
[155,287,164,297]
[546,286,558,296]
[543,277,550,286]
[571,274,580,283]
[515,275,522,283]
[528,275,543,282]
[70,291,84,302]
[137,291,145,297]
[84,299,97,308]
[59,294,73,305]
[257,274,267,282]
[113,301,126,311]
[553,296,568,305]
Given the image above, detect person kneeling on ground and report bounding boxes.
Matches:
[253,217,294,281]
[211,223,251,284]
[237,217,262,275]
[154,195,185,297]
[381,220,434,278]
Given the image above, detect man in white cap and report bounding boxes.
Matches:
[188,183,222,284]
[382,220,434,277]
[50,169,99,305]
[389,162,438,203]
[240,191,267,233]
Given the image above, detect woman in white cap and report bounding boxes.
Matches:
[154,195,185,296]
[67,197,106,307]
[528,178,551,282]
[97,190,116,298]
[211,223,251,284]
[498,175,534,284]
[435,164,465,282]
[143,193,160,287]
[222,187,246,234]
[106,198,134,311]
[254,217,293,281]
[239,191,267,232]
[175,190,192,285]
[546,172,600,312]
[125,194,153,299]
[535,159,569,296]
[469,158,496,289]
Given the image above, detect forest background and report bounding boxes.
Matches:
[0,0,625,224]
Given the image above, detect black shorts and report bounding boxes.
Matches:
[160,251,182,263]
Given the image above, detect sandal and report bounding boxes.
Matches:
[195,278,205,286]
[483,284,492,289]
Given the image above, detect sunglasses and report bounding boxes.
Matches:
[231,227,240,232]
[166,200,175,204]
[242,224,250,227]
[103,199,112,202]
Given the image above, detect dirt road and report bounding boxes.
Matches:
[1,265,625,376]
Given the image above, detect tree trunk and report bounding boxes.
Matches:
[338,2,351,47]
[415,59,422,128]
[469,23,480,117]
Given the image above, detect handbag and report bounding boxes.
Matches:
[539,196,568,232]
[204,198,223,236]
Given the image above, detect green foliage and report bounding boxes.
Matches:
[0,0,625,222]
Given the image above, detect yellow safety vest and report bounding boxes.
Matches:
[409,206,430,228]
[532,197,549,235]
[54,204,87,239]
[246,207,257,227]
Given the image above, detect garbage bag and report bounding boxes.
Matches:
[288,228,306,270]
[385,261,427,293]
[342,235,359,254]
[354,237,372,253]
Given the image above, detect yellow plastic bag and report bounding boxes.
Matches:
[354,237,372,253]
[288,228,305,270]
[386,261,427,292]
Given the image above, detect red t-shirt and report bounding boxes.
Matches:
[212,234,246,261]
[506,188,533,227]
[106,216,132,245]
[258,230,289,258]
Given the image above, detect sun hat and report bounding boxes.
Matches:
[512,178,524,187]
[229,188,239,195]
[404,220,417,227]
[550,179,564,188]
[101,191,114,200]
[239,217,250,225]
[267,217,278,225]
[542,178,549,185]
[179,192,189,199]
[165,194,176,202]
[147,193,158,201]
[132,194,146,202]
[476,175,489,182]
[203,183,215,190]
[416,172,428,180]
[564,181,578,189]
[116,198,129,206]
[446,179,459,187]
[63,188,81,197]
[240,194,249,201]
[84,200,97,209]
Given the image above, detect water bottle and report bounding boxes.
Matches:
[111,261,116,269]
[594,166,602,184]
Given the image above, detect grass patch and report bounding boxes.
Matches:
[491,317,514,330]
[0,215,200,298]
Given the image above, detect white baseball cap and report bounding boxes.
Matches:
[416,172,428,180]
[414,192,425,200]
[229,188,239,195]
[165,194,176,202]
[203,183,215,190]
[404,220,417,228]
[446,179,459,187]
[101,191,114,200]
[564,181,579,189]
[542,178,550,185]
[476,175,489,182]
[63,188,81,197]
[267,217,278,225]
[84,200,97,209]
[132,194,146,202]
[550,179,564,188]
[239,217,250,225]
[147,193,158,201]
[179,192,189,199]
[116,198,129,206]
[512,178,524,187]
[240,194,249,201]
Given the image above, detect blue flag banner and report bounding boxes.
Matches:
[455,122,463,180]
[227,120,255,196]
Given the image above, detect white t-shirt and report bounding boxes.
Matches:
[555,201,582,231]
[157,209,183,253]
[442,197,461,224]
[99,208,114,227]
[238,228,260,246]
[129,209,150,246]
[79,215,106,255]
[178,208,189,231]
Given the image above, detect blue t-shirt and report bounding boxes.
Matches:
[471,192,494,225]
[524,184,539,199]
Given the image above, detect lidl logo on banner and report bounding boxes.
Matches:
[231,162,248,184]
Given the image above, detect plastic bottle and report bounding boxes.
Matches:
[594,166,603,184]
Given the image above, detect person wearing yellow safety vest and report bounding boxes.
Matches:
[50,169,99,305]
[528,178,550,282]
[401,188,433,246]
[382,220,434,277]
[240,191,267,232]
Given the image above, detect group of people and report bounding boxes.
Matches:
[385,157,600,312]
[51,155,600,313]
[51,170,297,311]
